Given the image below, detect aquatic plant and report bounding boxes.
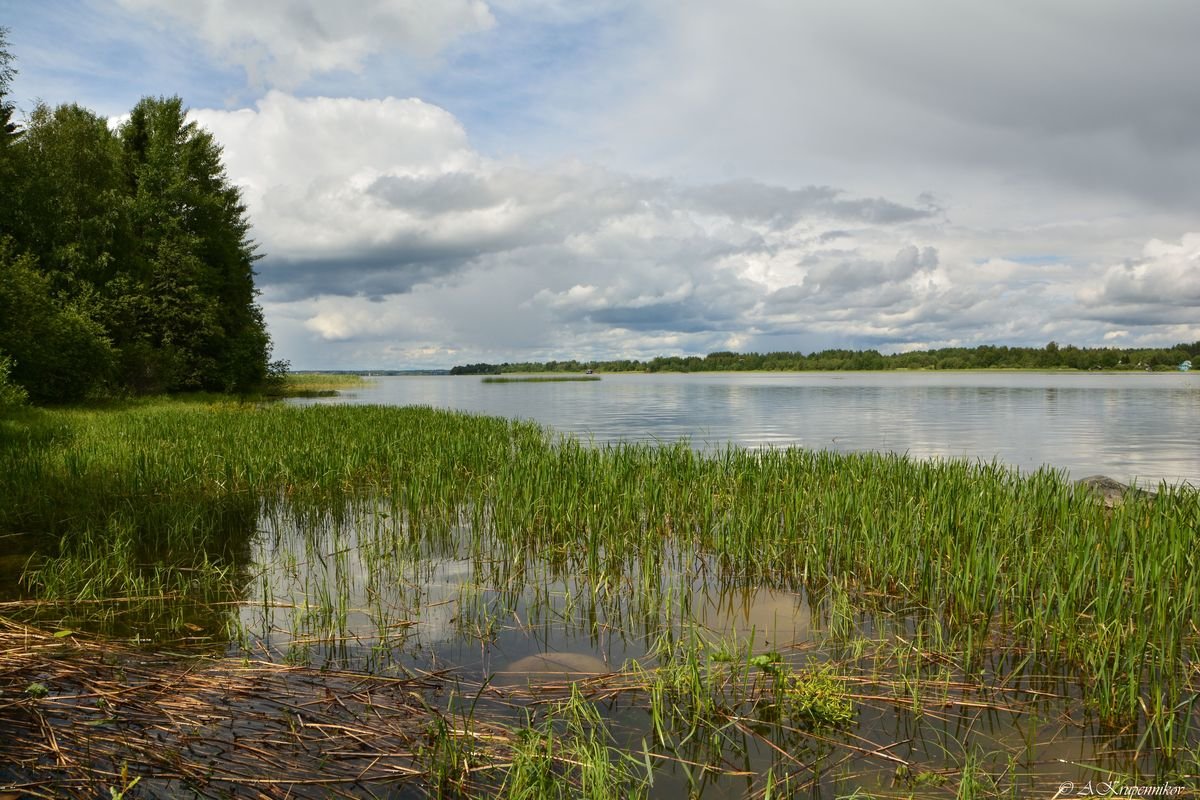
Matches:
[500,685,648,800]
[1,398,1198,794]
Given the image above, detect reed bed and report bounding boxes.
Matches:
[1,399,1199,792]
[264,373,368,398]
[3,400,1198,717]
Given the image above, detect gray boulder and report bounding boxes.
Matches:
[494,652,612,688]
[1074,475,1154,508]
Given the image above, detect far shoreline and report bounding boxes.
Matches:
[296,367,1196,377]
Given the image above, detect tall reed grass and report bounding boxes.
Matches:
[1,398,1197,730]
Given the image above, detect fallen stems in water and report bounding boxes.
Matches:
[0,616,447,798]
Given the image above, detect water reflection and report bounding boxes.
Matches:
[296,372,1200,486]
[230,500,1186,796]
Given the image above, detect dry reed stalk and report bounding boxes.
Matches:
[0,616,475,798]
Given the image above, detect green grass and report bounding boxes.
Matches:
[1,396,1198,791]
[500,686,648,799]
[3,400,1198,710]
[264,372,368,397]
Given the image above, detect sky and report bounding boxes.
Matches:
[3,0,1199,369]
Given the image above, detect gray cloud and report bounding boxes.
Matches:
[205,88,1200,367]
[260,252,479,302]
[588,302,738,333]
[602,0,1200,218]
[764,245,939,306]
[16,1,1200,369]
[1078,306,1200,327]
[178,32,1200,368]
[683,181,933,228]
[366,173,501,216]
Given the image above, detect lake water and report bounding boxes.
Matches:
[238,500,1145,797]
[298,371,1200,487]
[245,370,1200,794]
[7,371,1185,795]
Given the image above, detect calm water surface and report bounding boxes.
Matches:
[300,371,1200,486]
[247,371,1200,794]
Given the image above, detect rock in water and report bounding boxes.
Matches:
[495,652,611,687]
[1074,475,1153,508]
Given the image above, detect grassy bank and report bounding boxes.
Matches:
[1,398,1198,794]
[3,398,1197,715]
[264,372,368,397]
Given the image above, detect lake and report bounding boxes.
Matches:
[5,375,1196,795]
[297,371,1200,487]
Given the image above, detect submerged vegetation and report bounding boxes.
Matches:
[1,398,1198,795]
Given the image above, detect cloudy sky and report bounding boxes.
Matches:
[4,1,1199,368]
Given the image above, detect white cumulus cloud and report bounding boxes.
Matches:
[118,0,495,87]
[183,93,1199,368]
[1078,233,1200,327]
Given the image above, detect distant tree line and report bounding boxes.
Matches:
[449,363,504,376]
[452,341,1200,376]
[0,28,277,404]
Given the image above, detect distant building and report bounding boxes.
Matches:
[1181,360,1193,372]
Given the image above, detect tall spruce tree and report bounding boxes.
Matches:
[117,96,270,392]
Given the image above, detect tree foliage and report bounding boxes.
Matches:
[113,97,270,392]
[0,27,17,142]
[0,33,274,402]
[454,341,1200,376]
[0,27,21,239]
[0,352,27,410]
[0,239,114,402]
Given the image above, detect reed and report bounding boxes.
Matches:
[499,685,648,799]
[1,397,1198,793]
[267,372,368,397]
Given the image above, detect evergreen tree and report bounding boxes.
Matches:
[0,34,274,400]
[116,97,270,392]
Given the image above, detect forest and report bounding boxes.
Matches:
[451,341,1200,375]
[0,28,275,405]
